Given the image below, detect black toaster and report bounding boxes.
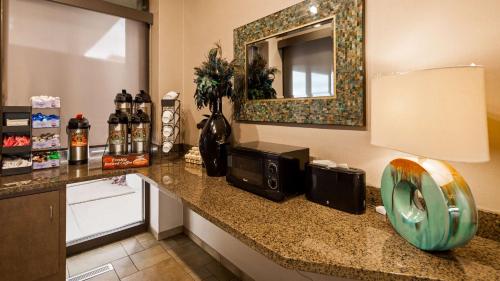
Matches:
[305,163,366,214]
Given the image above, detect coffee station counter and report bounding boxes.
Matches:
[0,158,498,281]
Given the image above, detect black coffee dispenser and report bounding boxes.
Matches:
[114,89,133,117]
[133,90,152,117]
[305,163,366,214]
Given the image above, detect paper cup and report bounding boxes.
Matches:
[163,125,174,138]
[162,110,174,123]
[162,142,173,153]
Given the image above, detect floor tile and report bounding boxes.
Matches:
[174,245,215,268]
[130,245,170,270]
[87,270,120,281]
[67,232,243,281]
[173,234,194,247]
[135,232,156,244]
[185,265,213,280]
[160,239,180,250]
[160,234,193,250]
[205,261,239,281]
[111,256,138,279]
[120,237,145,255]
[122,259,194,281]
[140,238,161,249]
[67,242,128,276]
[166,248,187,268]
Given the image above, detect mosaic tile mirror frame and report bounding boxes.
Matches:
[233,0,365,126]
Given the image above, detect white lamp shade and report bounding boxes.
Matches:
[371,66,489,163]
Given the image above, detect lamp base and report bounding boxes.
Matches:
[381,158,477,251]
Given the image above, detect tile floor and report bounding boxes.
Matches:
[66,232,240,281]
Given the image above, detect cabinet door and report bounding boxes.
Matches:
[0,191,61,281]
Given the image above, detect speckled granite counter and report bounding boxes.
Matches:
[1,159,499,281]
[0,158,132,199]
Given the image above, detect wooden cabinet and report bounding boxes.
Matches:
[0,189,66,281]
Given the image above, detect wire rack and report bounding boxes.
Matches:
[161,99,181,158]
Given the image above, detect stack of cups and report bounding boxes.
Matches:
[162,108,176,153]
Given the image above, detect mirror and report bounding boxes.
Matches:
[233,0,365,126]
[245,18,334,100]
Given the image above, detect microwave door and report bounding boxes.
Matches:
[229,154,264,187]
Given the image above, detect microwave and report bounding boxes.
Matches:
[226,142,309,202]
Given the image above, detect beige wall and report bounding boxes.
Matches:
[149,0,184,144]
[181,0,304,145]
[156,0,500,212]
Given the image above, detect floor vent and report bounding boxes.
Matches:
[67,264,114,281]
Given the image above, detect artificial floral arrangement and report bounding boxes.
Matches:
[194,42,236,111]
[193,42,235,176]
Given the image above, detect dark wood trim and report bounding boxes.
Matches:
[46,0,153,24]
[66,223,147,256]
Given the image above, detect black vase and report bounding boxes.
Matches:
[199,98,231,177]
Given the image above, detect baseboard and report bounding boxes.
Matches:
[150,225,184,241]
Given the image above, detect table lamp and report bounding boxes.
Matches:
[371,66,489,251]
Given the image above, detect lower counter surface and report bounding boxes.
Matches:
[0,158,498,281]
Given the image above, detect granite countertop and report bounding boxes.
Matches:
[0,158,132,199]
[1,158,499,281]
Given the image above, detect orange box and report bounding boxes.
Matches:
[102,153,150,170]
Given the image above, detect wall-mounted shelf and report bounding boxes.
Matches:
[2,126,32,133]
[1,146,32,154]
[1,166,32,176]
[32,126,61,129]
[32,147,61,153]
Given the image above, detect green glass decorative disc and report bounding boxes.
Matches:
[381,158,478,251]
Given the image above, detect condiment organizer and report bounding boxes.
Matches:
[30,96,61,170]
[1,106,33,175]
[161,99,181,157]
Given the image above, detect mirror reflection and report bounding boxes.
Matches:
[246,19,335,100]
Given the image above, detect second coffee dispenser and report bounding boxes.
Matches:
[107,110,129,154]
[133,90,152,118]
[106,90,152,155]
[130,109,150,154]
